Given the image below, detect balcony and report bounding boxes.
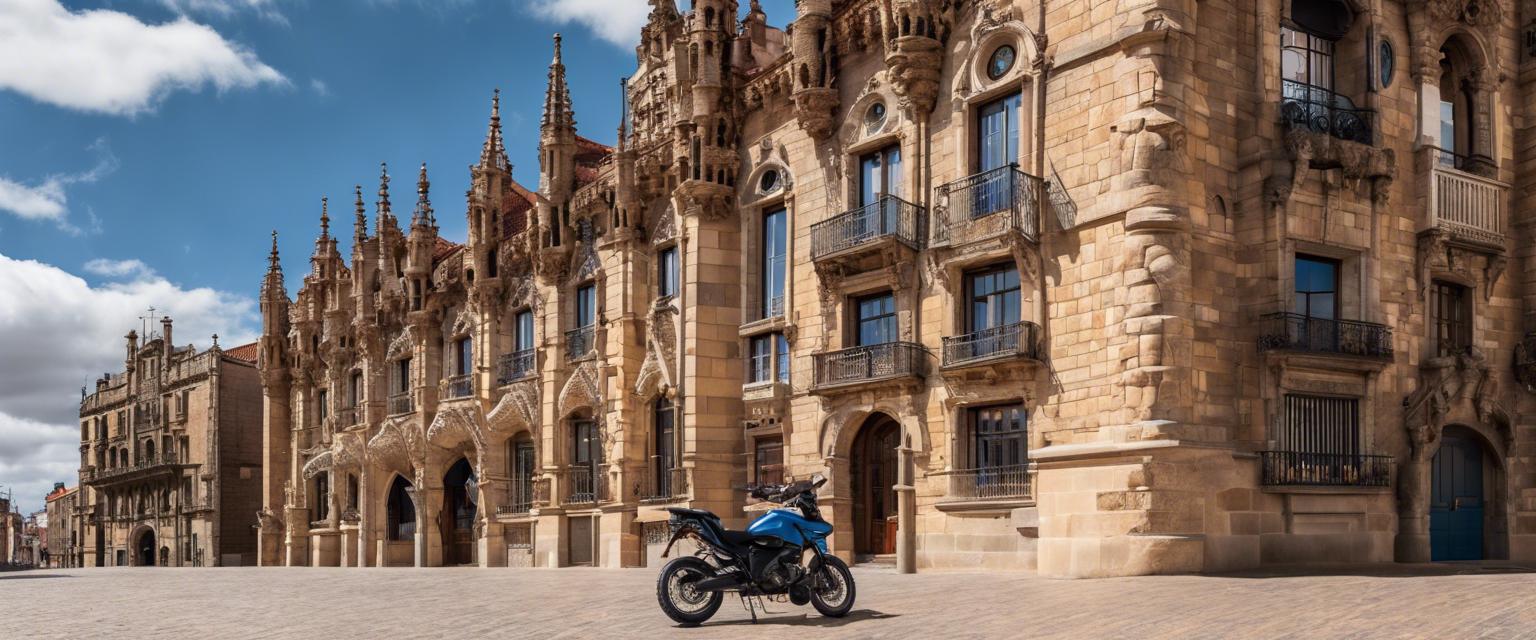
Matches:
[932,165,1041,247]
[811,342,928,392]
[388,392,414,416]
[85,453,183,485]
[565,326,595,362]
[1421,146,1507,250]
[942,321,1043,369]
[1259,450,1392,488]
[1279,80,1374,145]
[639,466,688,505]
[497,349,536,384]
[334,406,358,428]
[564,465,605,505]
[809,195,925,272]
[496,484,535,517]
[443,374,473,400]
[1257,313,1392,360]
[939,464,1034,505]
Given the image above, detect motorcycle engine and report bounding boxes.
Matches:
[751,546,805,591]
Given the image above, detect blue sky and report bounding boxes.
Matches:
[0,0,796,513]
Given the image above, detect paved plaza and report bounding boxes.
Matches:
[4,563,1536,638]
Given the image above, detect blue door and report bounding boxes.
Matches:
[1430,432,1484,561]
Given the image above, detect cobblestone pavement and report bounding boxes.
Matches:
[5,563,1536,639]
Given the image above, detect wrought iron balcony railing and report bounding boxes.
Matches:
[1279,80,1374,145]
[1259,450,1392,487]
[933,165,1041,245]
[497,349,536,384]
[444,374,473,400]
[566,326,596,362]
[812,342,928,390]
[86,453,181,483]
[940,464,1034,502]
[496,483,535,516]
[387,392,414,416]
[810,194,926,261]
[942,321,1043,367]
[640,465,688,504]
[565,465,604,505]
[334,406,358,428]
[1257,312,1393,359]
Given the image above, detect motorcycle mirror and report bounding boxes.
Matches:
[811,472,827,488]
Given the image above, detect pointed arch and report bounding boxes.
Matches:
[559,360,603,418]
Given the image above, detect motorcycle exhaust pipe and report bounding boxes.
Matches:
[692,575,743,592]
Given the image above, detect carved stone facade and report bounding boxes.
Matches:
[255,0,1536,576]
[75,322,264,567]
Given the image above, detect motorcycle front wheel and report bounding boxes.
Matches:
[810,555,856,618]
[656,556,724,626]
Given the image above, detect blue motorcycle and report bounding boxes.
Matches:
[655,474,856,626]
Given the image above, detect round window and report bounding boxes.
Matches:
[1378,38,1395,89]
[864,102,887,134]
[988,44,1016,79]
[759,169,780,193]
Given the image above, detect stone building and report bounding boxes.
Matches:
[76,321,265,567]
[257,0,1536,576]
[45,483,80,568]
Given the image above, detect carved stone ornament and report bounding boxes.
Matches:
[486,378,539,433]
[386,326,415,361]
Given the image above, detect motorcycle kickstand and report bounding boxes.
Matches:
[738,594,760,624]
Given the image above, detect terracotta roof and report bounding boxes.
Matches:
[575,135,614,156]
[433,236,463,263]
[45,486,76,502]
[501,180,536,239]
[224,342,259,363]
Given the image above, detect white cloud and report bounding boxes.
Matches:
[309,77,329,97]
[0,253,259,512]
[0,138,118,233]
[0,0,287,116]
[154,0,289,24]
[527,0,649,48]
[83,258,154,279]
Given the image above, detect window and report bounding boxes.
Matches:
[754,437,784,486]
[454,337,473,377]
[350,372,363,408]
[855,293,897,346]
[759,169,781,193]
[511,435,535,509]
[971,404,1027,469]
[1294,255,1338,320]
[394,358,411,395]
[1280,394,1359,455]
[1431,281,1471,357]
[988,45,1016,79]
[859,145,902,206]
[658,246,678,298]
[761,208,787,318]
[577,284,597,328]
[314,473,330,522]
[864,102,887,134]
[654,398,675,495]
[386,475,414,541]
[317,390,328,421]
[977,93,1022,174]
[573,420,600,467]
[347,475,359,510]
[1281,26,1335,91]
[515,310,534,352]
[966,265,1021,333]
[749,333,789,384]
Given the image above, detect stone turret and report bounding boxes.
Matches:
[791,0,837,139]
[539,34,577,250]
[404,163,437,312]
[884,0,950,118]
[469,90,511,284]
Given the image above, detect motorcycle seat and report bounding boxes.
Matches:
[665,507,719,520]
[719,529,756,547]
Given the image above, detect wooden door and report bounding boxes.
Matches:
[568,516,594,566]
[1431,431,1485,561]
[853,416,901,557]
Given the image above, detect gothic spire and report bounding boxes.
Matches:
[353,184,367,242]
[376,162,394,230]
[480,89,509,170]
[318,197,330,240]
[262,229,285,298]
[411,162,434,229]
[268,230,281,273]
[542,33,574,132]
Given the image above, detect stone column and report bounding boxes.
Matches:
[895,444,917,574]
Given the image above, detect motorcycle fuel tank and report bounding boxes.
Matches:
[746,509,833,551]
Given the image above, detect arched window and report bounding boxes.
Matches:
[144,440,155,463]
[386,475,415,541]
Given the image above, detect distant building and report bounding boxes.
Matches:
[45,483,79,568]
[77,318,264,567]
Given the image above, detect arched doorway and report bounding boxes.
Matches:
[851,413,901,559]
[441,458,477,566]
[135,528,157,567]
[1431,426,1489,561]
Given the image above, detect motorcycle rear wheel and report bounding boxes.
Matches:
[810,555,856,618]
[656,556,724,626]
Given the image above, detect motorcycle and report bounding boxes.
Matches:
[654,473,856,626]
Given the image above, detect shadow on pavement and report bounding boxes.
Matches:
[1210,562,1536,579]
[0,573,73,580]
[703,609,898,628]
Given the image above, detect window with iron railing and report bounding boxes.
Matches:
[1262,394,1389,487]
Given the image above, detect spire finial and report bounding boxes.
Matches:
[542,33,574,132]
[480,89,509,170]
[354,184,367,241]
[553,32,562,63]
[267,230,281,272]
[412,162,434,228]
[376,162,393,225]
[319,197,330,240]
